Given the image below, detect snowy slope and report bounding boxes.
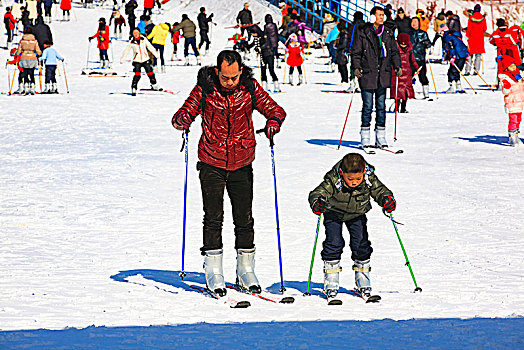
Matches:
[0,0,523,338]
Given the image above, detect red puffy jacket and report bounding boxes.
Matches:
[172,67,286,171]
[144,0,153,9]
[92,26,110,49]
[466,12,487,54]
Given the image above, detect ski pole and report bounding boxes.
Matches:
[179,130,189,280]
[337,84,357,150]
[427,56,438,99]
[85,40,91,71]
[9,69,17,95]
[451,61,477,94]
[394,75,399,141]
[62,61,69,93]
[256,128,286,293]
[304,213,322,296]
[302,63,307,84]
[7,65,11,94]
[388,212,422,293]
[472,66,495,92]
[38,64,43,93]
[282,57,287,84]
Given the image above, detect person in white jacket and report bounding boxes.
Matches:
[121,28,161,95]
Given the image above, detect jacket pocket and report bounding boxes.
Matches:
[240,138,256,149]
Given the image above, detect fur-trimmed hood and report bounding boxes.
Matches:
[196,65,255,95]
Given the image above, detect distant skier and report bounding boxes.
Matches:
[409,17,432,99]
[335,22,349,84]
[464,4,486,76]
[173,14,199,66]
[124,0,138,39]
[308,153,396,299]
[39,40,64,93]
[120,28,161,95]
[197,7,214,54]
[88,17,111,68]
[170,22,181,60]
[490,19,523,85]
[248,24,280,92]
[147,22,170,71]
[60,0,71,21]
[6,48,24,94]
[171,50,286,297]
[236,2,253,39]
[109,7,126,39]
[4,7,17,49]
[391,33,419,113]
[497,55,524,146]
[443,29,469,93]
[285,33,304,86]
[16,26,42,95]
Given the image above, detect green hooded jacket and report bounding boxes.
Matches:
[308,158,393,221]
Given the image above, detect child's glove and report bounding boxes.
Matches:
[88,36,92,41]
[496,54,503,62]
[450,55,456,66]
[516,74,522,81]
[382,196,396,213]
[311,197,326,215]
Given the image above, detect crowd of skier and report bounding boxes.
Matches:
[3,0,524,302]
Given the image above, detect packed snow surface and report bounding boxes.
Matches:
[0,0,523,344]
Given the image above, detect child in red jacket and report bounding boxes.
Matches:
[6,48,24,94]
[497,55,524,146]
[286,33,304,86]
[89,17,111,68]
[171,22,181,60]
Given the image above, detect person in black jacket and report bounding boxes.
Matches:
[384,4,397,34]
[197,7,214,53]
[409,17,432,99]
[346,11,365,92]
[351,6,401,149]
[264,14,279,65]
[236,2,253,39]
[30,16,53,53]
[248,25,280,92]
[394,7,411,34]
[125,0,138,39]
[335,22,349,83]
[446,11,462,33]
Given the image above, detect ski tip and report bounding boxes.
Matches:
[365,295,381,303]
[414,287,423,293]
[396,150,404,154]
[303,292,311,296]
[328,299,343,305]
[232,301,251,308]
[279,297,295,304]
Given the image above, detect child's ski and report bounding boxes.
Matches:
[226,283,295,304]
[321,290,343,305]
[350,289,381,303]
[375,147,404,154]
[190,285,251,308]
[361,146,376,155]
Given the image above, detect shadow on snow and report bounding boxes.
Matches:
[306,139,362,150]
[456,135,514,147]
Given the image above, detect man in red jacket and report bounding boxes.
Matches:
[172,50,286,297]
[464,4,487,75]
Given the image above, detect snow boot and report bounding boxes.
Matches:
[323,260,341,298]
[262,80,269,91]
[273,80,281,93]
[375,126,388,148]
[456,81,465,94]
[508,130,523,147]
[13,84,24,94]
[203,249,227,297]
[445,81,456,93]
[131,87,137,96]
[161,65,166,73]
[197,56,202,66]
[289,74,293,86]
[151,83,162,91]
[298,74,303,86]
[184,57,190,66]
[422,85,430,99]
[360,126,372,148]
[30,83,36,95]
[42,83,50,94]
[236,248,261,293]
[23,83,30,95]
[52,83,58,94]
[353,259,372,296]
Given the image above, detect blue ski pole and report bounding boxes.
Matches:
[257,128,286,293]
[180,131,189,279]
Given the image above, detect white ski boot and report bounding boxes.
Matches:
[288,74,293,86]
[30,83,36,95]
[236,248,261,293]
[52,82,58,94]
[298,73,303,86]
[203,249,227,297]
[151,83,162,91]
[456,81,465,93]
[353,259,372,296]
[273,80,281,93]
[161,65,166,73]
[23,83,30,95]
[508,130,523,147]
[184,57,190,66]
[375,126,388,148]
[196,56,202,66]
[445,81,456,93]
[43,83,50,94]
[13,83,24,94]
[131,87,137,96]
[323,260,341,298]
[360,126,372,149]
[422,85,430,99]
[262,80,269,91]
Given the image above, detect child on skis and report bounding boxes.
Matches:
[308,153,396,299]
[497,55,524,146]
[109,7,126,39]
[6,47,24,94]
[120,28,161,96]
[391,33,418,113]
[443,29,469,93]
[40,40,64,93]
[170,22,181,60]
[88,17,111,68]
[286,33,304,86]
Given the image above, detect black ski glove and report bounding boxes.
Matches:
[311,197,326,215]
[382,196,396,213]
[354,68,363,79]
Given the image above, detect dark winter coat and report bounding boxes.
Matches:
[384,17,397,33]
[391,41,418,100]
[172,66,286,171]
[395,16,411,34]
[125,0,138,19]
[236,9,253,25]
[448,14,461,33]
[264,14,279,48]
[335,29,349,65]
[443,31,469,59]
[43,0,53,8]
[173,19,196,38]
[351,23,401,90]
[197,12,213,32]
[248,26,274,57]
[145,22,155,37]
[409,29,431,62]
[21,11,31,27]
[347,19,365,50]
[308,159,393,222]
[31,17,53,51]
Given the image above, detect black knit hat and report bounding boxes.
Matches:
[496,18,506,27]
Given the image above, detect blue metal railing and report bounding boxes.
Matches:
[264,0,389,33]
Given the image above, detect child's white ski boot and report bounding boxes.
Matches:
[323,260,341,298]
[456,81,465,93]
[236,248,261,293]
[273,80,281,93]
[204,249,227,297]
[509,130,523,147]
[353,259,372,296]
[298,73,303,86]
[288,73,293,86]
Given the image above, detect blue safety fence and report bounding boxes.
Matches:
[264,0,390,33]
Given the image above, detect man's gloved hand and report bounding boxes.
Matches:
[88,36,92,41]
[395,67,402,76]
[354,68,363,79]
[382,196,396,213]
[173,114,192,131]
[265,118,280,140]
[311,197,326,215]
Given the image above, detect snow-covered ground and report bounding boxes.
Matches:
[0,0,523,347]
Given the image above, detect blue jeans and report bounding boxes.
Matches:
[361,85,387,128]
[184,36,198,57]
[321,214,372,262]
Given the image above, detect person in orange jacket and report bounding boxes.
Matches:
[89,17,111,68]
[416,9,430,32]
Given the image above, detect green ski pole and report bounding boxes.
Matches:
[304,213,322,296]
[389,212,422,292]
